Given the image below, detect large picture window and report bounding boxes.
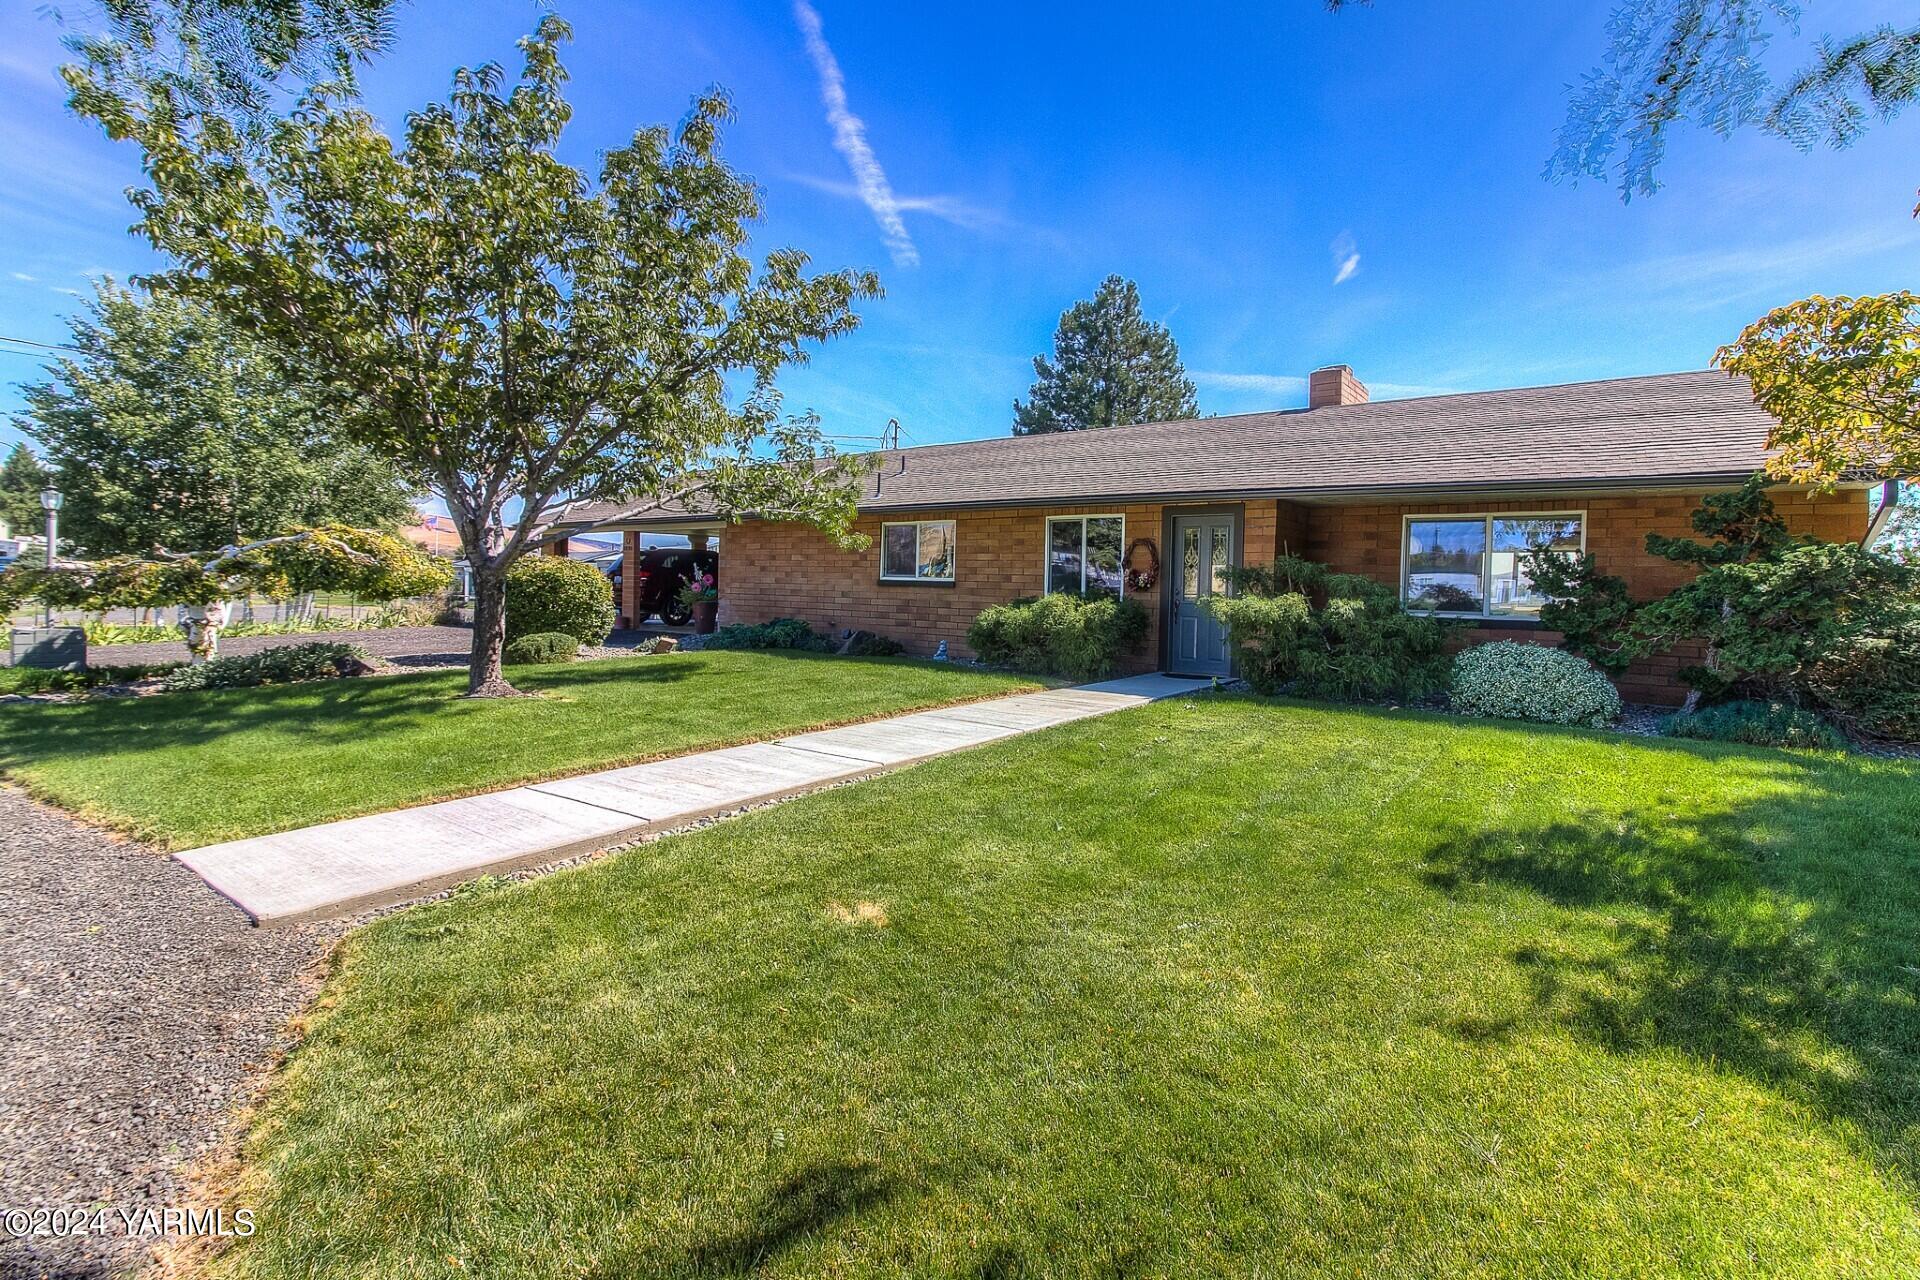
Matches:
[1046,515,1124,597]
[880,520,956,582]
[1403,513,1583,618]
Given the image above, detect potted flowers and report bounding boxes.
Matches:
[678,571,719,634]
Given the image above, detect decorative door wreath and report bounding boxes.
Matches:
[1123,537,1160,592]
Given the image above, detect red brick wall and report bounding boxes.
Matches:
[1301,489,1870,704]
[715,503,1169,672]
[668,486,1869,703]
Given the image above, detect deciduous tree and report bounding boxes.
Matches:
[1013,276,1199,435]
[1330,1,1919,202]
[72,16,878,696]
[1716,292,1920,488]
[0,525,448,661]
[15,281,417,557]
[0,444,51,538]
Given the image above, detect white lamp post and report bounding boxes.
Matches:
[39,487,61,626]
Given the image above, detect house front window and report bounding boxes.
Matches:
[1403,513,1583,618]
[880,520,956,582]
[1046,515,1124,598]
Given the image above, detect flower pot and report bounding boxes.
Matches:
[691,599,719,634]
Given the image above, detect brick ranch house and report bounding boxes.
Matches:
[550,368,1895,704]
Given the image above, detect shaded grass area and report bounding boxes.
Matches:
[0,652,1041,848]
[213,698,1920,1277]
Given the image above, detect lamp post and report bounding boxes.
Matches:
[39,486,61,627]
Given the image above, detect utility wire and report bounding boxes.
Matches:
[0,334,81,353]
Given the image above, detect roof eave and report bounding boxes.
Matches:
[575,469,1864,529]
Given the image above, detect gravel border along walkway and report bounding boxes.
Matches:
[0,788,343,1280]
[0,752,868,1280]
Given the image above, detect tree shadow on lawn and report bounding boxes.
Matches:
[678,1156,900,1275]
[1419,751,1920,1190]
[0,658,700,768]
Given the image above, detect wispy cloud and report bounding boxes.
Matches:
[1331,231,1360,285]
[1574,225,1920,312]
[792,1,918,268]
[9,272,34,283]
[786,174,1006,233]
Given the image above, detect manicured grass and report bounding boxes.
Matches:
[211,698,1920,1278]
[0,652,1042,848]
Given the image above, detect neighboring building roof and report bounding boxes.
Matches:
[558,370,1795,528]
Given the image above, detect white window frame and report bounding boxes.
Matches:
[879,519,956,583]
[1399,510,1587,619]
[1043,514,1126,598]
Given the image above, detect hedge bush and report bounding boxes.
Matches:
[838,631,905,657]
[0,662,179,695]
[504,556,615,645]
[696,618,835,653]
[1449,641,1621,727]
[1662,700,1848,751]
[1807,623,1920,742]
[162,642,368,692]
[502,632,580,665]
[1210,556,1451,701]
[966,593,1148,681]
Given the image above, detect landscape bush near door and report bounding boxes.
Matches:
[504,556,615,645]
[968,592,1148,681]
[1211,555,1451,701]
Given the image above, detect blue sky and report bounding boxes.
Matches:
[2,0,1917,458]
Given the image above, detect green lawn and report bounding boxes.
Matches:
[207,697,1920,1278]
[0,652,1042,848]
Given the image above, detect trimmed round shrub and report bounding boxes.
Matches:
[1662,700,1847,750]
[967,593,1148,682]
[502,631,581,665]
[504,556,615,645]
[1449,640,1621,727]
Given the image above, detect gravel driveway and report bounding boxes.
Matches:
[91,624,479,670]
[88,624,685,672]
[0,789,342,1280]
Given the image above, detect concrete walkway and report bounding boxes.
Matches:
[175,674,1209,924]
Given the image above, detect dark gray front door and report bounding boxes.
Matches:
[1169,513,1234,676]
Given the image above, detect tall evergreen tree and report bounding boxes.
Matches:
[0,444,52,539]
[1013,276,1199,435]
[14,281,418,557]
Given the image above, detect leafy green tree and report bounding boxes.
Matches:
[1013,276,1199,435]
[1715,292,1920,488]
[1332,1,1919,201]
[0,525,448,661]
[0,444,52,538]
[60,0,397,134]
[75,17,877,696]
[14,281,417,558]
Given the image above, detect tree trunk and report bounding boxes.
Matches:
[466,565,519,697]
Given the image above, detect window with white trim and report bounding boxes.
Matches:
[879,520,956,582]
[1402,513,1584,618]
[1045,515,1124,598]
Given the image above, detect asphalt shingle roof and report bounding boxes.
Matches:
[557,370,1780,527]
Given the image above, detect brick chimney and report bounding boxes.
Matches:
[1308,364,1369,409]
